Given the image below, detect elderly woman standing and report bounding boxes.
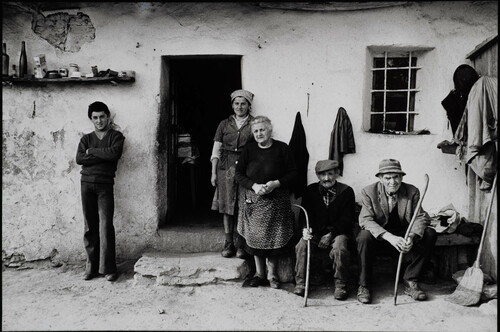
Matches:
[235,116,298,288]
[211,89,255,258]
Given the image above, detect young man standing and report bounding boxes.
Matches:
[76,101,125,282]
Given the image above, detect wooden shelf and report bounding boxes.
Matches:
[2,76,135,85]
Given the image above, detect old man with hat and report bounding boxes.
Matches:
[293,160,356,300]
[356,159,437,304]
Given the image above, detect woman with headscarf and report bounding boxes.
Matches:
[235,116,298,289]
[210,89,255,258]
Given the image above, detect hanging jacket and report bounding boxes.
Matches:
[329,107,356,176]
[288,112,309,198]
[441,90,467,135]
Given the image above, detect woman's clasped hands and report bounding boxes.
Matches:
[251,180,280,195]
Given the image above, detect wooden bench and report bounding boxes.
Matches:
[275,232,480,283]
[431,232,480,280]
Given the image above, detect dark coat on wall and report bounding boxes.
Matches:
[289,112,309,198]
[329,107,355,176]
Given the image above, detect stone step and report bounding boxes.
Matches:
[133,252,251,286]
[150,225,225,253]
[133,251,296,286]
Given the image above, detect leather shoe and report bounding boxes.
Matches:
[293,285,305,297]
[221,241,236,258]
[357,285,371,304]
[334,286,348,301]
[403,280,427,301]
[83,273,97,280]
[106,273,118,282]
[269,278,280,289]
[248,276,270,287]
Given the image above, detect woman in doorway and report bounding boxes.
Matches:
[235,116,298,289]
[210,89,255,258]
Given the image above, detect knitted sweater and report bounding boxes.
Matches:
[76,128,125,184]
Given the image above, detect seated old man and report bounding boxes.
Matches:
[356,159,437,304]
[293,160,356,300]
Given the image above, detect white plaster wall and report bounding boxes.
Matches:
[2,2,497,263]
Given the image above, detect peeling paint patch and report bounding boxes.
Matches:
[50,129,65,148]
[64,159,76,175]
[32,12,95,52]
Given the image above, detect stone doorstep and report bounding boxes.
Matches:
[151,225,226,253]
[133,251,297,287]
[134,252,252,287]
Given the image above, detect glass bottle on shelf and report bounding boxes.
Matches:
[12,64,18,78]
[2,43,9,77]
[19,41,28,78]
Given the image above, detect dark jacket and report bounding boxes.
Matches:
[329,107,355,176]
[288,112,309,198]
[300,181,355,240]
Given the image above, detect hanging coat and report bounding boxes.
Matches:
[441,90,467,135]
[454,76,498,187]
[329,107,356,176]
[288,112,309,198]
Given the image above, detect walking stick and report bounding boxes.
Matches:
[292,204,311,307]
[393,174,429,305]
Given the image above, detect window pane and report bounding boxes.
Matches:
[386,69,408,90]
[411,57,417,66]
[373,57,385,68]
[371,93,384,112]
[385,114,407,131]
[410,69,417,89]
[370,114,384,133]
[386,92,407,112]
[372,71,385,90]
[387,57,409,68]
[409,92,416,112]
[408,113,415,132]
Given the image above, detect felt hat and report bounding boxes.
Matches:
[376,159,406,177]
[230,89,254,104]
[315,160,339,173]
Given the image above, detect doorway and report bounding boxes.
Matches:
[157,55,242,228]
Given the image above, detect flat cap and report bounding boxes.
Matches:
[315,160,339,173]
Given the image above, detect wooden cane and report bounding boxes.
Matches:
[293,204,311,307]
[393,174,429,305]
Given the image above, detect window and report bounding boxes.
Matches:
[369,51,421,133]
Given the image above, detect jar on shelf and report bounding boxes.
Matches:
[68,63,79,77]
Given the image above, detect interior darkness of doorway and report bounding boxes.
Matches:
[157,56,242,227]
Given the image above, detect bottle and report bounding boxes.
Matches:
[19,41,27,78]
[12,64,17,78]
[2,43,9,77]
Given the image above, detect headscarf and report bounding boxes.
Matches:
[230,89,254,105]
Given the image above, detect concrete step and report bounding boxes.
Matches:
[150,224,225,253]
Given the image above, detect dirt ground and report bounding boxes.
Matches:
[2,259,497,331]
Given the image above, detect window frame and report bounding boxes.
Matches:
[366,46,434,135]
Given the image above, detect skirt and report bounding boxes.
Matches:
[237,187,294,257]
[211,161,238,216]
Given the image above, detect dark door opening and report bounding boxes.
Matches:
[157,55,242,228]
